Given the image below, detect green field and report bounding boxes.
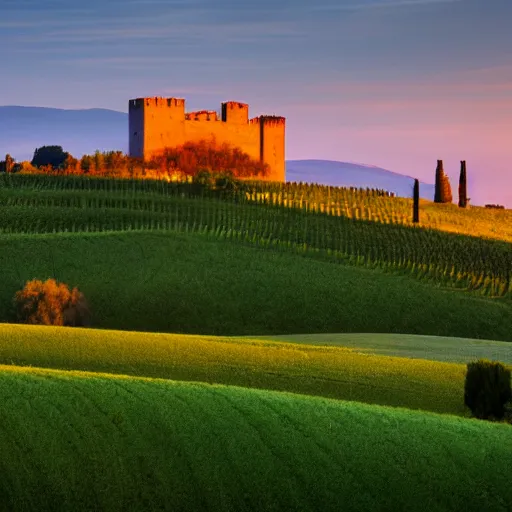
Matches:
[1,173,511,299]
[0,323,466,415]
[1,365,511,512]
[1,231,511,340]
[255,333,512,364]
[1,173,512,510]
[2,323,511,417]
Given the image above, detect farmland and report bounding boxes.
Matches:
[0,323,479,416]
[1,365,511,512]
[1,172,511,511]
[0,173,511,302]
[0,231,511,339]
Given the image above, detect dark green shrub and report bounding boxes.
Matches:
[464,359,512,420]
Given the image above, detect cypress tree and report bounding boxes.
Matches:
[434,160,443,203]
[413,179,420,223]
[434,159,453,203]
[458,160,468,208]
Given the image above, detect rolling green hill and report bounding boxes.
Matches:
[1,173,511,511]
[0,231,511,340]
[1,323,510,416]
[1,365,511,512]
[1,173,511,300]
[254,333,512,364]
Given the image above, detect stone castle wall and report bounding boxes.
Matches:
[128,97,285,182]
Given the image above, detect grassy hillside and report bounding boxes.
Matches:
[1,365,511,512]
[1,174,511,299]
[255,333,512,364]
[1,323,509,416]
[1,231,511,340]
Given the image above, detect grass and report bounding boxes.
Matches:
[0,231,511,340]
[0,323,506,417]
[1,175,511,299]
[1,365,511,512]
[253,333,512,365]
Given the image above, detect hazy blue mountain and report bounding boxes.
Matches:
[1,106,434,199]
[286,160,435,200]
[0,106,127,161]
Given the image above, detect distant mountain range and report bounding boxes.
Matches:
[0,106,434,200]
[286,160,434,199]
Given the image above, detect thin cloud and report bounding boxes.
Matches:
[10,19,301,45]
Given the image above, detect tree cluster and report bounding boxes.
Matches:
[2,139,269,181]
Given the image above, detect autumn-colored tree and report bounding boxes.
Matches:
[150,138,269,179]
[14,278,90,327]
[5,154,14,173]
[80,154,93,174]
[17,161,38,174]
[63,154,80,174]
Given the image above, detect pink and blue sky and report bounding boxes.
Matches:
[2,0,511,206]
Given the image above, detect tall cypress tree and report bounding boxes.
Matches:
[434,160,443,203]
[458,160,468,208]
[413,179,420,223]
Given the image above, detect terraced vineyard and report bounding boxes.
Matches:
[1,173,511,298]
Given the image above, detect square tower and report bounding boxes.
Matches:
[129,97,186,159]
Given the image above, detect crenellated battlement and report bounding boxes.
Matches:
[186,110,218,121]
[249,116,286,126]
[130,97,186,109]
[260,116,286,126]
[129,96,285,181]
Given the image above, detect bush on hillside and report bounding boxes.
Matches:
[464,359,512,420]
[191,169,241,197]
[14,278,90,327]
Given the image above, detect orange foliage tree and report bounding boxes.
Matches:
[14,278,90,327]
[149,138,269,179]
[19,139,269,180]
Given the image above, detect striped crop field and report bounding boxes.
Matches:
[1,365,511,511]
[1,323,511,417]
[0,173,511,299]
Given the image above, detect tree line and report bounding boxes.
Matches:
[0,138,270,180]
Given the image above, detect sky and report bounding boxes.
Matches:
[2,0,512,206]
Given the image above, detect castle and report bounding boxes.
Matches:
[128,97,286,182]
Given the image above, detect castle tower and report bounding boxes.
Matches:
[259,116,286,182]
[128,96,286,182]
[221,101,249,124]
[129,97,186,159]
